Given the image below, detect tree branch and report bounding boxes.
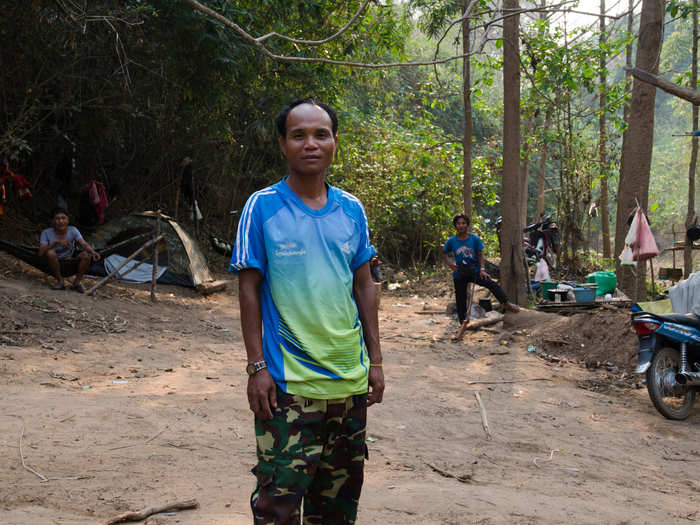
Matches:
[627,67,700,105]
[256,0,373,45]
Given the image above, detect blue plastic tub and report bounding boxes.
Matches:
[573,286,596,303]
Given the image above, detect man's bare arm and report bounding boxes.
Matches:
[239,269,276,419]
[442,250,457,271]
[353,261,384,406]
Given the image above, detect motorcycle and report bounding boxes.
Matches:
[632,311,700,419]
[523,214,559,270]
[495,214,559,271]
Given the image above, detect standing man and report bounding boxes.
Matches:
[38,207,100,292]
[442,214,519,323]
[230,98,384,524]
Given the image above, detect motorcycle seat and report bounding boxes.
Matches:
[642,312,700,330]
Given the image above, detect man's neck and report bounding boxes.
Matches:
[456,231,469,240]
[286,173,328,210]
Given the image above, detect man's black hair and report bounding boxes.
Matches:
[453,214,470,227]
[275,98,338,138]
[51,207,68,218]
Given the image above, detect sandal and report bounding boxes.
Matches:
[70,283,85,294]
[50,281,65,290]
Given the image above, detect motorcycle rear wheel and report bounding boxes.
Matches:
[646,347,696,420]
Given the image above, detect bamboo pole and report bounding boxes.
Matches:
[150,211,161,302]
[86,235,165,296]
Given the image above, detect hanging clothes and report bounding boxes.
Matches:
[80,180,109,225]
[13,173,32,201]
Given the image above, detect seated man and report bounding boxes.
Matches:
[38,207,100,293]
[442,214,519,323]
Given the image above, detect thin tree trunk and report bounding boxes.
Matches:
[615,0,664,301]
[520,129,531,226]
[686,0,698,278]
[500,0,525,305]
[599,0,612,258]
[536,111,551,220]
[462,3,473,219]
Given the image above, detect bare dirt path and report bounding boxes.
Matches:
[1,260,699,524]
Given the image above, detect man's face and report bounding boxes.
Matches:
[455,218,468,234]
[279,103,337,178]
[52,213,69,231]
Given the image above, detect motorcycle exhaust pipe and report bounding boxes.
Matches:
[675,371,700,386]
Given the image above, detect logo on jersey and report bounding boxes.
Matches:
[275,241,306,257]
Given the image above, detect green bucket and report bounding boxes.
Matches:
[586,271,617,296]
[540,281,559,297]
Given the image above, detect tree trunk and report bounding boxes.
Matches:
[500,0,525,305]
[520,129,531,226]
[614,0,664,301]
[599,0,612,258]
[685,0,698,278]
[462,4,473,220]
[536,111,551,220]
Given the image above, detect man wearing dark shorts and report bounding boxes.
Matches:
[38,207,100,293]
[230,98,384,524]
[442,214,518,322]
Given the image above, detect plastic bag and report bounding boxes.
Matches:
[634,209,659,261]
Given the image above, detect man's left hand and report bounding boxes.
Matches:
[367,366,384,407]
[479,269,489,280]
[91,251,101,261]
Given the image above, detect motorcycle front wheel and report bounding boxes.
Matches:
[646,347,696,420]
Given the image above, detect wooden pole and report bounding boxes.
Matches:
[86,235,165,296]
[672,224,677,269]
[649,258,656,300]
[150,211,161,302]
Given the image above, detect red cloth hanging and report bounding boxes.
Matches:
[633,208,659,261]
[13,173,33,201]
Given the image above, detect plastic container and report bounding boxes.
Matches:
[586,271,617,296]
[540,281,559,297]
[573,286,596,303]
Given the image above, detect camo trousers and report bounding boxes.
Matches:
[250,388,368,525]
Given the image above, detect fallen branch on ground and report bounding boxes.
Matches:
[474,392,492,440]
[109,425,169,451]
[425,462,473,483]
[104,499,199,524]
[467,378,552,385]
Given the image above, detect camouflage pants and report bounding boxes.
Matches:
[250,388,368,525]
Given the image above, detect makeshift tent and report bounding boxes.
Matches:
[0,232,151,277]
[87,211,213,287]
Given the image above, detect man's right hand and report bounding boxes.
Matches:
[247,369,277,420]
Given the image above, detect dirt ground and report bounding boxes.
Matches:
[2,254,700,525]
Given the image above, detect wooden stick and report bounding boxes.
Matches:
[649,258,655,300]
[86,235,165,296]
[109,425,169,451]
[19,425,48,482]
[150,210,161,303]
[468,378,552,385]
[104,499,199,524]
[474,392,492,440]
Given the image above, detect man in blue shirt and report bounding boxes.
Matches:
[442,214,518,323]
[230,98,384,524]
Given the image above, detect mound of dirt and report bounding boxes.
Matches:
[528,308,637,371]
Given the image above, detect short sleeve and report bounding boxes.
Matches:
[473,235,484,253]
[40,229,50,245]
[69,226,83,242]
[229,192,267,275]
[442,237,453,253]
[349,201,377,272]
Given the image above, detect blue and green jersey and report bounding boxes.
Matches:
[230,178,376,399]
